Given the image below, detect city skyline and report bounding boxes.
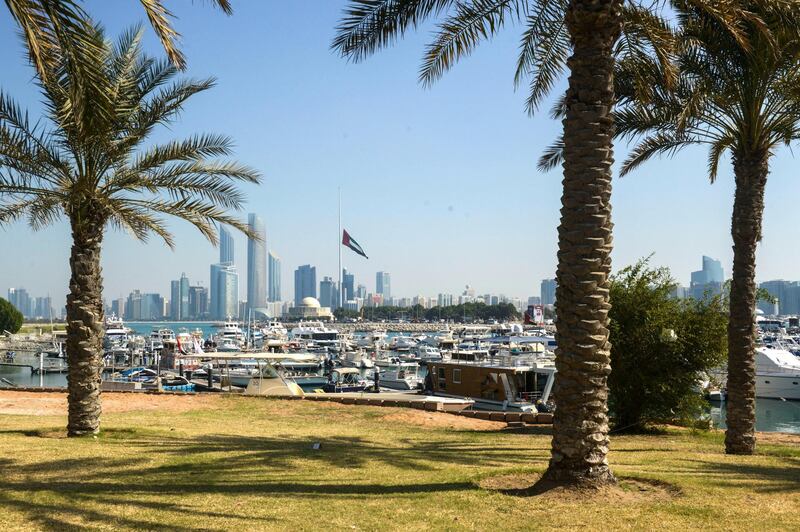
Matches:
[2,3,800,305]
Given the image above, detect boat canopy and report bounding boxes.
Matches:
[178,352,318,362]
[334,368,362,374]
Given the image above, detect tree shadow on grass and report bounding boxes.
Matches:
[682,457,800,493]
[0,430,539,530]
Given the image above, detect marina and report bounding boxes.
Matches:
[2,316,800,433]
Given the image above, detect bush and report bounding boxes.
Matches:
[608,258,727,430]
[0,297,24,334]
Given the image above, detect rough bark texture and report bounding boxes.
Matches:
[724,150,768,455]
[66,216,105,436]
[543,0,622,486]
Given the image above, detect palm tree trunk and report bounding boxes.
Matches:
[65,217,105,436]
[725,150,768,455]
[542,0,622,486]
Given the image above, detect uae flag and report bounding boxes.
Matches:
[342,229,368,259]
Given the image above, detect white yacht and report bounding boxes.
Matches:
[357,330,388,349]
[376,361,421,390]
[104,315,129,346]
[218,319,245,342]
[340,349,375,369]
[389,335,417,351]
[290,321,340,349]
[416,344,443,363]
[754,346,800,400]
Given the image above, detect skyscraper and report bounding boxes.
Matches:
[188,286,208,319]
[219,224,234,264]
[246,213,267,313]
[319,276,339,308]
[170,273,190,320]
[541,279,557,306]
[210,263,239,319]
[7,288,31,317]
[342,268,355,302]
[180,273,189,319]
[376,272,391,300]
[690,256,724,299]
[268,251,282,302]
[170,280,180,319]
[294,265,317,306]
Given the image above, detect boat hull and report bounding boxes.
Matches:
[756,373,800,400]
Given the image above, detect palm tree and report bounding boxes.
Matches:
[6,0,233,74]
[0,24,260,436]
[332,0,679,486]
[608,1,800,454]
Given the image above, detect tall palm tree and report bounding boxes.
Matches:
[332,0,682,486]
[0,24,260,436]
[6,0,233,75]
[608,1,800,454]
[333,0,757,485]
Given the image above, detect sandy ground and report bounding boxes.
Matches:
[382,409,506,431]
[0,390,217,416]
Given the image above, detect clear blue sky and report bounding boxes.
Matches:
[2,1,800,305]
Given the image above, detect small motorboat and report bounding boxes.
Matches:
[322,368,369,393]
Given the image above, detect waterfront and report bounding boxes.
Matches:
[1,361,798,433]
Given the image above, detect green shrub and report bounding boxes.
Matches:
[609,258,727,430]
[0,297,24,334]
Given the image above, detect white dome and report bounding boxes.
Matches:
[301,297,321,308]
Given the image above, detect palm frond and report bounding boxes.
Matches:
[332,0,454,61]
[621,132,697,176]
[420,0,522,86]
[537,134,564,172]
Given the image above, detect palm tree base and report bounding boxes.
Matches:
[540,464,616,488]
[724,434,755,455]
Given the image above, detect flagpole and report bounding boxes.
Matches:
[338,187,342,311]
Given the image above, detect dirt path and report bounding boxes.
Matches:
[0,390,217,416]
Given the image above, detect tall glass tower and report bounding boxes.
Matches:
[268,251,281,302]
[246,214,267,313]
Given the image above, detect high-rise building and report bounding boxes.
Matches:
[126,290,143,320]
[246,213,267,313]
[32,296,53,319]
[342,268,355,302]
[210,263,239,319]
[170,273,190,319]
[268,251,281,302]
[541,279,557,306]
[376,272,391,300]
[136,293,164,320]
[759,280,800,315]
[111,297,125,318]
[180,273,189,319]
[690,256,725,300]
[437,293,454,307]
[294,265,317,306]
[356,284,367,299]
[188,286,208,319]
[319,276,339,309]
[219,224,234,264]
[7,288,32,317]
[170,280,180,319]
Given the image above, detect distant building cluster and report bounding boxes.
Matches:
[5,288,54,320]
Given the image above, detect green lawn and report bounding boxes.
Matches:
[0,394,798,531]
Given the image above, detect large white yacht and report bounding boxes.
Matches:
[290,321,340,348]
[754,346,800,400]
[104,315,129,346]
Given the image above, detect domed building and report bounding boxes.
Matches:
[288,296,333,321]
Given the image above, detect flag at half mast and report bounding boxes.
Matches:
[342,229,368,259]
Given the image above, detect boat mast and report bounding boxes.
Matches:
[338,186,342,311]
